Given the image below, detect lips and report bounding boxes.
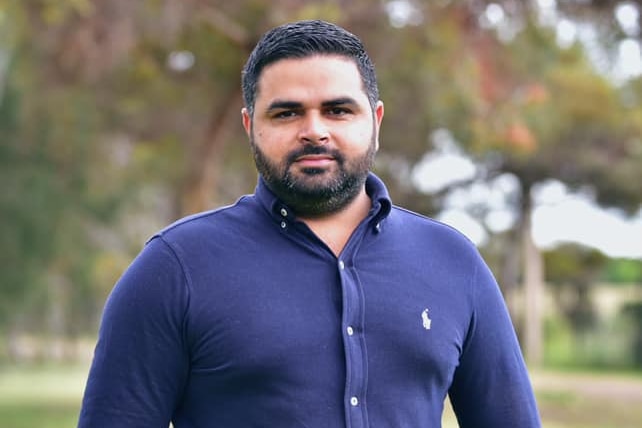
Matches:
[294,154,335,168]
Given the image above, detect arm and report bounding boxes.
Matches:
[78,237,190,427]
[449,256,541,427]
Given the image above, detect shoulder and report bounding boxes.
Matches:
[388,205,477,249]
[152,194,261,243]
[380,205,488,277]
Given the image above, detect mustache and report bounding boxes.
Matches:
[285,145,343,164]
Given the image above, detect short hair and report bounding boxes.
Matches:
[242,20,379,116]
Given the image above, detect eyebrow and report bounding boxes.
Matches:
[265,97,359,112]
[266,100,302,112]
[321,97,359,108]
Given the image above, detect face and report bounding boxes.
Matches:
[242,55,384,217]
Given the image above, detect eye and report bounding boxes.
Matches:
[274,110,296,119]
[273,110,298,119]
[327,106,351,116]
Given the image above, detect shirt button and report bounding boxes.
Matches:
[350,396,359,406]
[280,221,287,229]
[338,260,345,270]
[375,223,381,232]
[346,326,354,336]
[280,208,288,217]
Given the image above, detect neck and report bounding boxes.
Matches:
[299,189,371,257]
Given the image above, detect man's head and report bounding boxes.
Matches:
[240,21,384,217]
[242,20,379,117]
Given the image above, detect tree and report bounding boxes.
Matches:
[0,0,129,359]
[455,7,642,364]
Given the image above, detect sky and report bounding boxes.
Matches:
[541,0,642,82]
[411,130,642,260]
[532,184,642,259]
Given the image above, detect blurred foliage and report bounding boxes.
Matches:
[0,0,640,363]
[543,243,642,369]
[622,302,642,366]
[545,245,609,285]
[604,258,642,284]
[544,245,608,334]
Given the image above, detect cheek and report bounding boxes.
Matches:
[343,125,374,149]
[251,126,271,147]
[253,128,287,157]
[253,124,279,142]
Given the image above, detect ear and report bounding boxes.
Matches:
[373,101,384,151]
[374,101,384,126]
[241,107,252,137]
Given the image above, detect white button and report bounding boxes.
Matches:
[338,260,345,270]
[346,326,354,336]
[280,221,287,229]
[375,223,381,232]
[280,208,288,217]
[350,396,359,406]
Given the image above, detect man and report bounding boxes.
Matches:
[78,20,541,427]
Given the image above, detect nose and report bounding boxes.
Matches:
[298,112,329,145]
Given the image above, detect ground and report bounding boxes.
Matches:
[1,364,641,427]
[531,369,642,428]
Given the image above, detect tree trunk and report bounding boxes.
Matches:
[500,228,522,334]
[177,10,251,217]
[179,90,244,216]
[521,191,544,366]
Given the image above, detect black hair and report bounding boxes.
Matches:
[241,20,379,116]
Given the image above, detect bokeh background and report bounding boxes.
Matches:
[1,1,641,427]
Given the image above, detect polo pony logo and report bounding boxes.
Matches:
[421,308,432,330]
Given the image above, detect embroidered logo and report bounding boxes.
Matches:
[421,308,432,330]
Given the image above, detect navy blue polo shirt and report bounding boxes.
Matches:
[78,173,541,427]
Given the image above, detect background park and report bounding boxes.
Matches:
[1,0,642,426]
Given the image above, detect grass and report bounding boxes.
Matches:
[532,369,642,428]
[1,364,642,427]
[0,363,87,428]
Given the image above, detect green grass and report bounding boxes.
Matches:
[0,364,88,428]
[0,402,80,428]
[2,364,642,427]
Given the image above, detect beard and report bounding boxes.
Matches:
[251,135,377,218]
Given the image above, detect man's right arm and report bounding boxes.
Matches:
[78,237,190,427]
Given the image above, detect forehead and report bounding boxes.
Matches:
[255,55,368,106]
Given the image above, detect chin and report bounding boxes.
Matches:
[292,170,340,189]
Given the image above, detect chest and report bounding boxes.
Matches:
[183,245,470,382]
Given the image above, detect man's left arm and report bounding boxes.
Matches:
[448,256,542,427]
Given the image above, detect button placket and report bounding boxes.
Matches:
[338,255,368,427]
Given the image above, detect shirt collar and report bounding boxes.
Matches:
[254,172,392,226]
